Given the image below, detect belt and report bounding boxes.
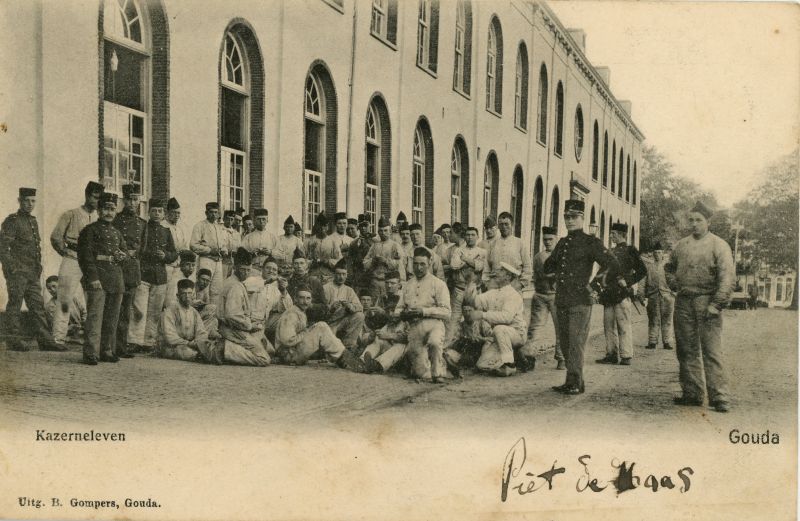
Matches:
[96,255,116,262]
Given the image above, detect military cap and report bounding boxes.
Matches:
[452,222,463,234]
[385,270,401,280]
[148,198,164,209]
[358,288,374,298]
[611,222,628,233]
[205,202,219,211]
[316,211,328,226]
[262,255,278,266]
[179,250,197,263]
[167,197,180,210]
[121,184,139,197]
[235,207,246,215]
[197,268,212,278]
[347,217,358,225]
[253,208,268,217]
[378,216,391,228]
[84,181,104,196]
[484,216,496,228]
[499,262,521,277]
[177,279,195,290]
[19,187,36,197]
[243,214,252,222]
[690,201,713,219]
[357,214,368,223]
[292,247,305,260]
[564,199,585,215]
[334,258,348,270]
[99,192,118,207]
[398,222,410,232]
[466,226,479,234]
[652,241,664,251]
[440,222,452,230]
[334,212,347,221]
[542,226,557,236]
[284,215,295,226]
[223,210,236,218]
[413,247,431,259]
[409,223,423,232]
[233,247,253,266]
[294,284,313,296]
[498,211,514,222]
[396,211,408,222]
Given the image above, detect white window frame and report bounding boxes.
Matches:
[450,146,461,223]
[483,158,493,221]
[453,0,466,92]
[103,0,147,52]
[417,0,431,69]
[304,73,326,234]
[371,0,389,39]
[514,50,524,128]
[510,172,519,224]
[412,127,425,228]
[220,147,248,215]
[486,25,497,111]
[103,101,149,200]
[365,104,380,234]
[574,105,584,161]
[221,32,248,94]
[219,30,250,216]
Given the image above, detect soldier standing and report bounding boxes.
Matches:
[77,192,127,364]
[112,184,146,356]
[520,226,562,370]
[190,202,229,305]
[666,201,734,413]
[486,212,532,292]
[162,197,188,310]
[0,187,62,351]
[596,223,647,366]
[363,216,406,304]
[644,241,675,350]
[49,181,103,346]
[544,200,621,395]
[222,210,241,279]
[242,208,277,269]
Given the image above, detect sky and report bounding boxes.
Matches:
[549,0,799,206]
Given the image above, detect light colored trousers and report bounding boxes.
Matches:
[674,295,729,404]
[445,286,465,345]
[603,298,633,359]
[127,281,167,348]
[476,324,523,371]
[162,265,183,309]
[220,324,271,366]
[279,322,346,365]
[197,257,225,306]
[159,339,212,363]
[52,256,84,343]
[525,292,562,360]
[647,292,675,345]
[407,319,446,379]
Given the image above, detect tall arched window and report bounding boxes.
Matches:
[416,0,439,73]
[618,146,624,197]
[631,225,636,247]
[531,177,543,255]
[536,64,548,144]
[303,64,337,233]
[511,166,524,237]
[589,206,597,235]
[592,121,599,180]
[486,17,503,114]
[453,0,472,95]
[219,23,264,213]
[101,0,169,204]
[610,140,616,192]
[608,214,613,246]
[633,161,638,204]
[371,0,398,45]
[550,186,560,231]
[599,210,606,246]
[602,131,609,187]
[364,96,392,233]
[574,105,584,161]
[554,82,564,156]
[450,137,470,224]
[514,43,529,130]
[625,155,631,202]
[483,152,499,221]
[412,118,434,237]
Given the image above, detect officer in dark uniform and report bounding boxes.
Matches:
[346,214,374,293]
[544,199,621,395]
[0,187,62,351]
[77,192,127,364]
[112,184,146,356]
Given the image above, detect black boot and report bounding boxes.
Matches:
[337,349,366,373]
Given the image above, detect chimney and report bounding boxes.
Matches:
[596,66,610,87]
[567,29,586,53]
[619,100,632,116]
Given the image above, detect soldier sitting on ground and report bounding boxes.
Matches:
[158,279,216,363]
[44,275,86,343]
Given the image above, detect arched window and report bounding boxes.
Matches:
[453,0,472,95]
[531,177,543,255]
[303,64,337,233]
[550,186,560,231]
[633,161,638,204]
[101,0,169,204]
[483,152,499,221]
[412,119,434,237]
[219,23,265,214]
[602,131,609,187]
[591,121,599,180]
[631,225,636,247]
[625,155,631,202]
[364,96,392,233]
[514,43,529,130]
[611,142,618,192]
[574,105,584,161]
[371,0,398,45]
[416,0,439,73]
[554,82,564,156]
[608,214,613,246]
[599,210,606,246]
[450,137,470,224]
[511,166,524,237]
[589,205,596,234]
[486,17,503,114]
[618,146,624,197]
[536,64,548,144]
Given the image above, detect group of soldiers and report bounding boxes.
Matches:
[0,183,734,411]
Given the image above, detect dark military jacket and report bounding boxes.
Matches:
[0,211,43,276]
[346,235,373,288]
[288,272,326,305]
[112,208,146,288]
[544,230,621,307]
[381,292,400,315]
[139,220,178,285]
[599,242,647,306]
[77,219,125,294]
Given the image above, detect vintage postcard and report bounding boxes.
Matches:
[0,0,797,519]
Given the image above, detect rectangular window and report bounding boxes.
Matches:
[453,27,464,91]
[103,42,146,112]
[305,170,322,233]
[371,0,388,38]
[221,88,247,151]
[103,102,147,199]
[304,120,323,172]
[486,54,495,110]
[364,185,378,234]
[776,282,783,301]
[412,162,424,226]
[221,148,246,214]
[450,175,460,224]
[417,1,430,68]
[765,279,772,300]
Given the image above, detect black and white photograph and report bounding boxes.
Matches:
[0,0,797,519]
